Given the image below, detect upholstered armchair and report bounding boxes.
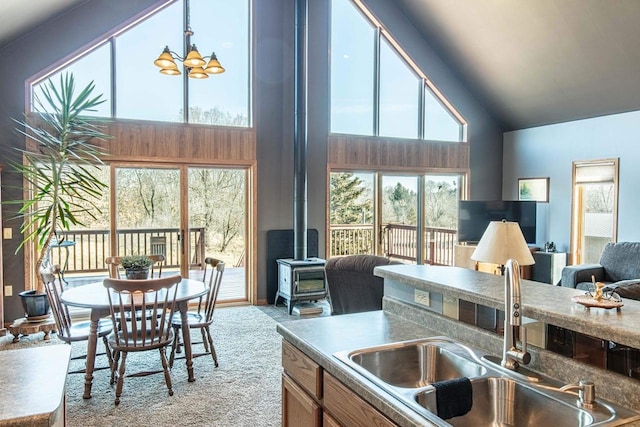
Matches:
[560,242,640,300]
[325,255,401,315]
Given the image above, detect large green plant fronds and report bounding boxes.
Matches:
[8,72,112,280]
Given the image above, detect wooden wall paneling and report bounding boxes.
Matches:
[328,135,469,171]
[101,120,256,163]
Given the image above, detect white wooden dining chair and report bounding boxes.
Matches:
[169,258,224,368]
[103,275,181,405]
[41,265,114,374]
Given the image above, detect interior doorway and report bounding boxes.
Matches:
[571,159,619,264]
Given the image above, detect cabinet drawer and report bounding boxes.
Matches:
[324,372,395,427]
[282,340,322,400]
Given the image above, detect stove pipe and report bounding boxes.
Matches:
[293,0,308,261]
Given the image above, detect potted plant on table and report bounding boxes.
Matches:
[120,255,153,280]
[5,72,111,319]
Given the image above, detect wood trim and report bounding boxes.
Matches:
[0,167,5,335]
[328,134,469,171]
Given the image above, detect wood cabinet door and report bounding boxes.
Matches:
[282,373,321,427]
[323,372,395,427]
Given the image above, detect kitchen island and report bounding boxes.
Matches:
[277,265,640,426]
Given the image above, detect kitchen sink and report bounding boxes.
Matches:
[334,337,487,389]
[415,376,616,427]
[334,337,640,426]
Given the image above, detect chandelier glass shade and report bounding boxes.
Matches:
[153,0,226,79]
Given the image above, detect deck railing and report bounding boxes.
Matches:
[329,223,457,265]
[49,227,206,274]
[330,224,375,256]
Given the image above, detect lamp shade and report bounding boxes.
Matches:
[471,220,535,266]
[204,53,225,74]
[154,47,176,69]
[160,67,182,76]
[184,45,206,68]
[188,67,209,79]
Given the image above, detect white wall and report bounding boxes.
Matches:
[503,110,640,253]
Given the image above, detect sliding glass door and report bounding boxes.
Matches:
[114,167,182,276]
[329,171,463,265]
[188,167,247,301]
[60,164,248,303]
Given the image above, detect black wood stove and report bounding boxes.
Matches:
[275,258,326,315]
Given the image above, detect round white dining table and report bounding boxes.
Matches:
[61,277,208,399]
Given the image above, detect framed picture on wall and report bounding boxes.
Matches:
[518,177,549,202]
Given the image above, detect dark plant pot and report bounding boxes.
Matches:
[19,290,51,319]
[125,268,150,280]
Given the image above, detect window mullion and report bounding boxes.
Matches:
[183,0,189,123]
[418,80,425,140]
[373,27,381,136]
[110,39,116,118]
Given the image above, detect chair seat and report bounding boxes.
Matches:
[171,312,212,328]
[60,319,113,343]
[108,328,174,351]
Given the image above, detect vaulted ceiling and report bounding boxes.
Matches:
[393,0,640,131]
[0,0,86,47]
[3,0,640,131]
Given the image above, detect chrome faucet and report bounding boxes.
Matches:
[560,380,597,408]
[501,259,531,370]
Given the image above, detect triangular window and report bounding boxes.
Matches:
[330,0,466,142]
[29,0,251,127]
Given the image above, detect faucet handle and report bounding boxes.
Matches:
[508,326,531,366]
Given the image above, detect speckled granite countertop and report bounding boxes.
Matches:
[277,264,640,426]
[375,265,640,350]
[0,344,70,426]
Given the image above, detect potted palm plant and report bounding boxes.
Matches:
[6,72,111,319]
[120,255,153,280]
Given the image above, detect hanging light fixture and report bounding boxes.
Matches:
[153,0,226,79]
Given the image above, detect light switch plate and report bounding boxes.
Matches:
[2,228,12,240]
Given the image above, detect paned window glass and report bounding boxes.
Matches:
[115,2,182,122]
[330,0,375,135]
[188,0,250,126]
[424,87,462,142]
[32,44,111,117]
[379,38,419,139]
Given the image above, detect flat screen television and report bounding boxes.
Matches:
[457,200,537,244]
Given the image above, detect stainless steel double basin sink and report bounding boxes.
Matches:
[334,337,640,426]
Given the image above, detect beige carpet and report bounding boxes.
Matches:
[0,306,282,427]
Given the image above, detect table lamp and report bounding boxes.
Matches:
[471,220,534,271]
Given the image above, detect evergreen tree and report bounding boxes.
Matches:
[330,173,372,224]
[387,182,416,224]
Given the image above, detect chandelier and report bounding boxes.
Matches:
[153,0,225,79]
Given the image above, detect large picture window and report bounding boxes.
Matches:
[30,0,251,127]
[330,0,466,142]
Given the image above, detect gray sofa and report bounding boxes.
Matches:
[560,242,640,300]
[325,255,401,315]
